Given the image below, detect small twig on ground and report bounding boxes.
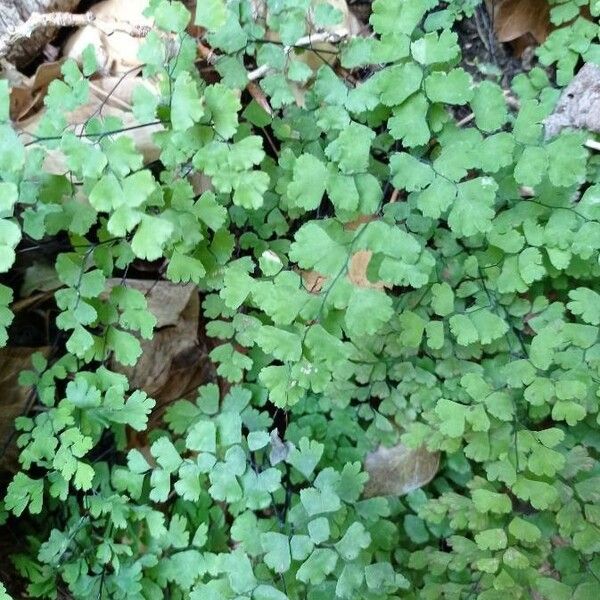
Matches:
[246,31,346,81]
[0,11,151,62]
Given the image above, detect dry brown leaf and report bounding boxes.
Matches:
[252,0,365,106]
[0,346,50,471]
[363,442,440,497]
[348,250,384,289]
[545,63,600,138]
[106,280,215,428]
[9,60,64,121]
[486,0,550,45]
[62,0,152,74]
[19,71,161,173]
[302,215,386,293]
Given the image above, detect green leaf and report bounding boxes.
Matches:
[370,0,427,36]
[431,282,454,316]
[296,549,338,585]
[547,133,588,187]
[300,486,341,516]
[289,222,348,276]
[472,489,512,514]
[425,68,473,104]
[514,146,548,186]
[519,247,545,284]
[346,288,394,337]
[475,528,508,550]
[514,99,546,144]
[5,473,44,516]
[325,122,376,174]
[131,215,174,260]
[470,81,508,131]
[167,252,206,284]
[171,71,204,130]
[435,398,467,437]
[288,154,328,210]
[508,517,541,543]
[255,325,302,362]
[568,287,600,324]
[0,284,14,346]
[106,389,155,430]
[448,178,497,237]
[388,93,430,147]
[390,152,434,191]
[411,29,460,65]
[287,438,324,479]
[0,219,21,272]
[186,420,216,452]
[195,0,227,30]
[154,0,190,32]
[335,522,371,560]
[0,582,12,600]
[0,181,18,213]
[196,192,227,231]
[151,437,182,472]
[378,63,423,107]
[261,532,291,573]
[0,124,25,173]
[233,171,269,209]
[415,176,456,219]
[204,83,241,139]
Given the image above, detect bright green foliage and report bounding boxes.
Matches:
[1,1,600,599]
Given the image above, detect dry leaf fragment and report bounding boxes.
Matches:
[107,280,214,427]
[348,250,384,289]
[363,442,440,497]
[0,346,50,472]
[487,0,550,44]
[62,0,152,74]
[19,71,161,173]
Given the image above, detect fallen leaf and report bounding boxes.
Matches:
[0,347,50,472]
[363,442,440,497]
[62,0,153,74]
[9,60,64,121]
[486,0,550,46]
[545,63,600,138]
[106,280,215,429]
[302,215,386,293]
[19,71,161,173]
[252,0,365,106]
[20,261,61,297]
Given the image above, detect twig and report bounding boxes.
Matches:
[201,31,347,81]
[585,139,600,152]
[457,113,475,128]
[246,31,346,81]
[0,11,151,61]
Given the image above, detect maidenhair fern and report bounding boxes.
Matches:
[1,0,599,598]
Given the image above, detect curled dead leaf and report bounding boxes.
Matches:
[9,60,64,122]
[363,442,440,497]
[486,0,550,45]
